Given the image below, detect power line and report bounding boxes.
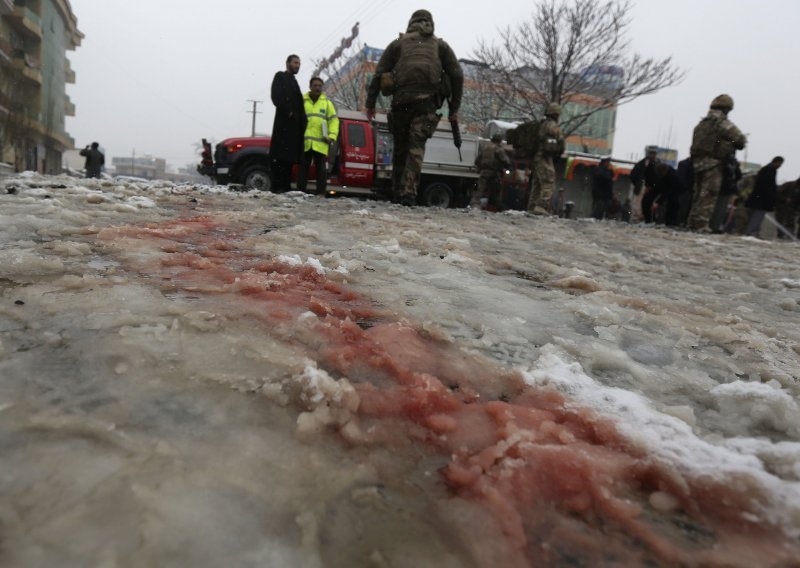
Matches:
[246,100,263,137]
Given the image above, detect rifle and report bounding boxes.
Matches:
[450,118,462,161]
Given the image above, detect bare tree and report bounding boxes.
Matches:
[472,0,684,136]
[458,62,518,133]
[312,40,367,111]
[310,23,367,111]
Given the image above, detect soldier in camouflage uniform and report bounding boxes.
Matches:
[473,134,512,210]
[528,103,565,215]
[365,9,463,206]
[688,94,747,231]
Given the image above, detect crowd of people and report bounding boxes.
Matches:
[585,95,798,239]
[266,10,798,240]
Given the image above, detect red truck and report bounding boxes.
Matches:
[198,110,479,208]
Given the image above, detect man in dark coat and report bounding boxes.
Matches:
[745,156,783,236]
[270,54,307,192]
[676,157,694,226]
[775,177,800,239]
[79,142,104,178]
[591,158,614,220]
[630,149,659,222]
[652,163,687,226]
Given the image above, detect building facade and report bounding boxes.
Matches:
[324,45,617,156]
[0,0,81,173]
[111,155,167,180]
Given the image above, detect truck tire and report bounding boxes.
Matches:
[421,181,454,208]
[242,165,272,192]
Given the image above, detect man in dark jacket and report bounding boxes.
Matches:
[630,149,659,222]
[676,157,694,226]
[79,142,104,178]
[775,177,800,238]
[364,10,463,206]
[591,158,614,220]
[745,156,784,236]
[270,54,307,192]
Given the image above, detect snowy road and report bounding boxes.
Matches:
[1,174,799,566]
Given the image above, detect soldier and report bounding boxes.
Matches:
[473,133,512,210]
[365,9,464,206]
[688,94,747,231]
[527,103,565,215]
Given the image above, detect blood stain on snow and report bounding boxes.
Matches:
[99,217,800,567]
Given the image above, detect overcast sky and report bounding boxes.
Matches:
[67,0,799,180]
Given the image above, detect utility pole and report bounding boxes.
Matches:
[246,100,263,137]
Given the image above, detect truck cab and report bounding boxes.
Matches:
[199,109,479,207]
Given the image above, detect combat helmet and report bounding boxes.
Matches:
[710,94,734,111]
[409,9,433,25]
[545,102,562,117]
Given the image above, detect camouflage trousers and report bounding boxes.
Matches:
[528,154,555,213]
[688,161,723,231]
[389,104,439,202]
[476,171,503,210]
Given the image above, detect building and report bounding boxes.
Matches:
[324,45,618,156]
[645,145,679,168]
[0,0,82,173]
[112,155,167,180]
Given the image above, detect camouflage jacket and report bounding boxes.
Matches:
[691,109,746,170]
[365,31,463,114]
[475,142,511,173]
[536,118,565,157]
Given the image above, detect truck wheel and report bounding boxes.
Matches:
[421,181,453,208]
[242,165,272,192]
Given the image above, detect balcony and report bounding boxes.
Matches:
[64,95,75,117]
[12,50,42,85]
[6,5,42,40]
[64,59,75,83]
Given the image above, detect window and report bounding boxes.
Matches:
[347,124,366,148]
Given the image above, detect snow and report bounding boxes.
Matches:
[1,173,799,565]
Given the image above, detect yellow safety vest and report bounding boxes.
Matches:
[303,93,339,156]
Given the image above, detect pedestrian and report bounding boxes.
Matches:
[297,77,339,195]
[775,177,800,239]
[745,156,783,237]
[652,163,685,226]
[630,149,658,223]
[473,133,511,211]
[270,54,307,192]
[676,156,694,226]
[365,9,463,206]
[688,94,747,231]
[591,157,614,220]
[527,103,565,215]
[79,142,104,179]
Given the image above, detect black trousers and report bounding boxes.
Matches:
[272,160,294,192]
[296,150,328,193]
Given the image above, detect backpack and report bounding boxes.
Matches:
[394,32,442,93]
[507,120,541,156]
[691,115,721,159]
[382,33,452,106]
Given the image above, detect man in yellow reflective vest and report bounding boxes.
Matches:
[297,77,340,194]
